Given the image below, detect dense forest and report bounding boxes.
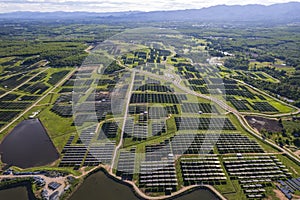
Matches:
[0,22,124,67]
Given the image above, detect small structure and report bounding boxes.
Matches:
[64,185,71,191]
[29,110,40,119]
[41,189,48,200]
[49,191,59,200]
[48,182,61,191]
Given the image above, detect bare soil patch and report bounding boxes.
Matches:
[245,116,283,133]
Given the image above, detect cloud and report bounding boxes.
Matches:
[0,0,299,13]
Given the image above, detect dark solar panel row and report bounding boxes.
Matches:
[224,155,290,199]
[0,102,30,110]
[145,141,172,161]
[139,160,177,192]
[180,156,226,186]
[116,149,136,180]
[152,121,166,136]
[181,103,218,113]
[130,93,187,104]
[135,84,174,93]
[98,121,118,139]
[83,143,115,166]
[170,133,263,155]
[175,117,236,130]
[0,111,20,122]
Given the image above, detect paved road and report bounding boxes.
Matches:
[126,180,227,200]
[110,71,136,172]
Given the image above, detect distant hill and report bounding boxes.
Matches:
[127,2,300,22]
[0,11,141,19]
[0,2,300,23]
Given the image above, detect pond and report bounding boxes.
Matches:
[0,119,59,168]
[170,189,219,200]
[0,181,36,200]
[69,170,141,200]
[69,170,219,200]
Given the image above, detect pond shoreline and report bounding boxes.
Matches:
[68,166,224,200]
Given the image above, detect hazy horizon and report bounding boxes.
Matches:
[0,0,299,13]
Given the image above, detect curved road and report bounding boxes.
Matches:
[124,66,300,165]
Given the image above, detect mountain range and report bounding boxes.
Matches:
[0,2,300,23]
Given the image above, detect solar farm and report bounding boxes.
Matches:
[0,62,73,133]
[0,30,299,200]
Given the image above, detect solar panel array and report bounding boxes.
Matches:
[220,88,255,99]
[0,93,19,101]
[76,126,96,144]
[181,103,218,113]
[180,156,227,185]
[83,143,115,166]
[51,104,73,117]
[122,116,150,141]
[123,118,134,138]
[18,82,49,95]
[156,133,264,155]
[277,178,300,199]
[189,85,209,94]
[139,160,177,192]
[59,145,87,168]
[74,103,111,126]
[19,95,39,101]
[0,102,30,110]
[0,73,32,89]
[216,134,264,154]
[227,97,251,111]
[59,125,115,168]
[129,105,147,114]
[135,84,174,93]
[145,142,172,161]
[224,155,290,199]
[116,149,136,180]
[98,121,118,140]
[170,134,214,155]
[86,91,111,102]
[152,121,166,136]
[0,111,20,122]
[129,105,178,119]
[130,93,187,104]
[252,102,279,112]
[175,117,236,130]
[133,124,148,140]
[148,106,168,119]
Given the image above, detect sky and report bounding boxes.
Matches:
[0,0,299,13]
